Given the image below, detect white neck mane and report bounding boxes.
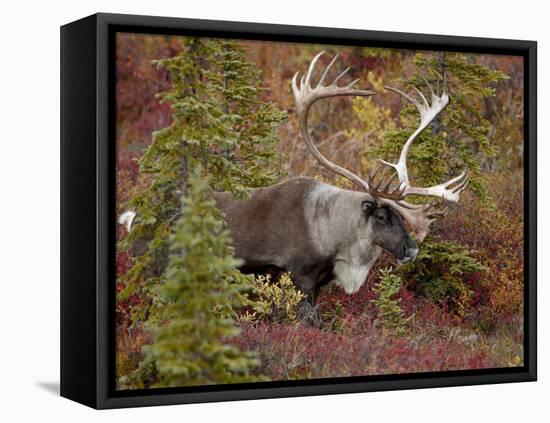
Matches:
[304,182,381,294]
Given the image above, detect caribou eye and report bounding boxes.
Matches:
[375,207,391,224]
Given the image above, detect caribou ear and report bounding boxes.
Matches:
[361,199,378,217]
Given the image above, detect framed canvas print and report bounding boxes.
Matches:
[60,13,537,409]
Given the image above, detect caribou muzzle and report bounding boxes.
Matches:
[397,238,419,264]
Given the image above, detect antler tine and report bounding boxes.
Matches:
[366,162,408,201]
[442,73,449,96]
[368,162,387,182]
[452,173,469,193]
[411,85,429,108]
[419,75,436,99]
[379,169,397,192]
[304,51,325,89]
[318,53,339,87]
[333,67,351,86]
[384,85,422,111]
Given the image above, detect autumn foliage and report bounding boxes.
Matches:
[115,33,525,387]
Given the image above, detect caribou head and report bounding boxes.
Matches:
[361,199,419,264]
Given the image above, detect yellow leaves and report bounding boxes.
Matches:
[508,355,523,367]
[351,73,395,135]
[243,273,305,324]
[344,72,398,178]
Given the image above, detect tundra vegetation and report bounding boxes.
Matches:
[116,34,524,388]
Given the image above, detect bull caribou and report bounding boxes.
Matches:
[120,52,468,309]
[213,52,467,306]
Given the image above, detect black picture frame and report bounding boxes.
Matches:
[60,12,537,409]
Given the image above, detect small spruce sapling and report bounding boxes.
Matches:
[122,168,262,388]
[372,268,408,336]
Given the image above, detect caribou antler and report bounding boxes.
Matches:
[292,51,408,201]
[378,78,469,203]
[292,51,403,199]
[292,53,469,241]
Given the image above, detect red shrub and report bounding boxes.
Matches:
[435,172,524,322]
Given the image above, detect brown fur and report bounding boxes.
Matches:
[214,178,327,297]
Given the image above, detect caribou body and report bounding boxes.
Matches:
[214,176,418,305]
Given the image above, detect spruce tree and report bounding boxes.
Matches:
[117,38,285,386]
[119,38,286,325]
[372,269,407,336]
[122,168,260,388]
[362,52,507,312]
[370,51,508,202]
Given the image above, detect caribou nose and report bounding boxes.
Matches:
[402,241,419,262]
[406,246,419,261]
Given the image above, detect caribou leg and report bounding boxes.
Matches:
[291,272,329,328]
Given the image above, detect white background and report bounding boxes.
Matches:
[0,0,546,421]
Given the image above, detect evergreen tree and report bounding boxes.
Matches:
[207,41,286,190]
[122,169,261,388]
[370,51,508,202]
[398,236,486,317]
[119,38,286,325]
[359,52,507,314]
[372,269,408,336]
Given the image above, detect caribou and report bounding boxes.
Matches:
[120,52,468,309]
[213,52,467,306]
